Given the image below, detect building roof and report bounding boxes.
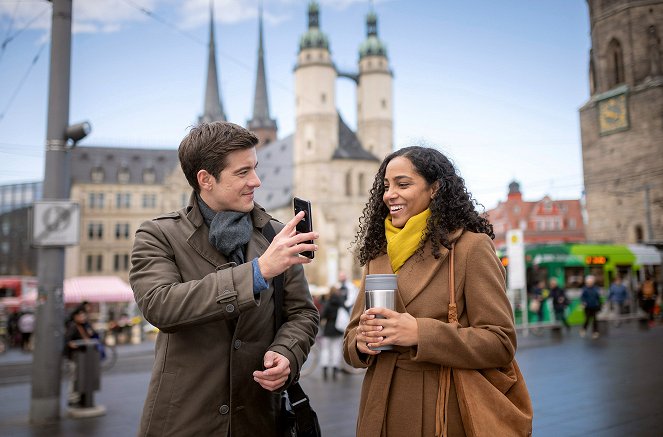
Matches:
[70,146,179,185]
[299,1,329,51]
[359,10,388,59]
[200,2,226,123]
[247,4,277,131]
[254,135,294,210]
[333,114,379,161]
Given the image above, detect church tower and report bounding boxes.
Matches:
[579,1,663,244]
[356,7,393,159]
[199,2,227,123]
[293,1,338,202]
[247,3,277,148]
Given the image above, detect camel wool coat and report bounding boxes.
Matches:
[130,195,319,437]
[343,230,518,437]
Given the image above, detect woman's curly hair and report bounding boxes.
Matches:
[354,146,494,265]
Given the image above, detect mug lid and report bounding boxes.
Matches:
[365,274,397,290]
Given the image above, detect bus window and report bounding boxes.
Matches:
[0,285,17,298]
[565,267,584,288]
[588,266,604,287]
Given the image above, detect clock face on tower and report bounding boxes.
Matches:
[598,93,629,135]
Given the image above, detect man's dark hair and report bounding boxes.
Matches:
[179,121,259,192]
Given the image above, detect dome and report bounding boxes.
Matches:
[358,10,387,60]
[359,35,387,59]
[299,28,329,51]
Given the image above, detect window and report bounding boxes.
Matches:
[358,173,365,194]
[88,192,105,209]
[564,267,585,288]
[113,253,130,271]
[345,172,352,196]
[86,254,103,273]
[607,38,625,88]
[321,93,326,104]
[143,168,156,184]
[115,223,130,240]
[88,223,104,240]
[142,193,157,208]
[116,193,131,208]
[91,167,104,183]
[568,218,576,230]
[118,167,131,184]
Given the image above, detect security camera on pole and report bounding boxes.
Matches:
[30,0,91,423]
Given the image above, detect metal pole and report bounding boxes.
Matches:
[30,0,72,423]
[643,184,654,242]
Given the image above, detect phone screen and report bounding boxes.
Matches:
[293,197,314,259]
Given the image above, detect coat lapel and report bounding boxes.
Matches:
[398,240,449,307]
[372,229,464,308]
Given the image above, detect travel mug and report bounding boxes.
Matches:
[365,274,397,351]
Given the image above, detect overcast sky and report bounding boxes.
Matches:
[0,0,591,210]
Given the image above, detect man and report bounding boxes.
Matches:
[608,276,629,326]
[580,275,602,339]
[549,278,570,330]
[130,121,320,437]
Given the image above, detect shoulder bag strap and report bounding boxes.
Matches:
[261,222,285,333]
[448,244,458,323]
[262,222,319,436]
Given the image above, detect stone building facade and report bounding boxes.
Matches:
[62,1,393,287]
[65,148,185,282]
[579,0,663,244]
[285,3,392,285]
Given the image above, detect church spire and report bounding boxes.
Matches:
[199,0,226,123]
[247,1,277,147]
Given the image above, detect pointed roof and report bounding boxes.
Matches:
[333,113,379,161]
[200,1,226,123]
[248,3,277,131]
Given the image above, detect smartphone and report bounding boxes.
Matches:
[293,197,314,259]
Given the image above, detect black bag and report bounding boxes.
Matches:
[263,223,322,437]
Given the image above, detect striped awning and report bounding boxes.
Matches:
[63,276,135,303]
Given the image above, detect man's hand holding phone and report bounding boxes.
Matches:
[257,210,318,280]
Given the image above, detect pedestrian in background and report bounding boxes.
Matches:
[530,279,550,323]
[130,121,319,437]
[608,276,629,326]
[320,286,345,380]
[638,274,658,327]
[549,277,570,331]
[344,146,531,436]
[580,275,602,339]
[64,308,98,407]
[17,309,35,352]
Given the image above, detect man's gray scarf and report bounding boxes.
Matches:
[197,194,252,265]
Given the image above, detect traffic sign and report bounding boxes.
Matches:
[31,201,80,247]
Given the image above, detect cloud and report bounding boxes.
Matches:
[0,0,154,35]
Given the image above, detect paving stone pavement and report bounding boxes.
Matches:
[0,322,662,436]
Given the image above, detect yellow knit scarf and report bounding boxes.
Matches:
[385,208,431,273]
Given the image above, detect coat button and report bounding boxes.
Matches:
[234,339,242,349]
[219,404,229,415]
[225,304,235,313]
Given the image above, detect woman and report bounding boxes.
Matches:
[343,146,531,436]
[319,286,346,380]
